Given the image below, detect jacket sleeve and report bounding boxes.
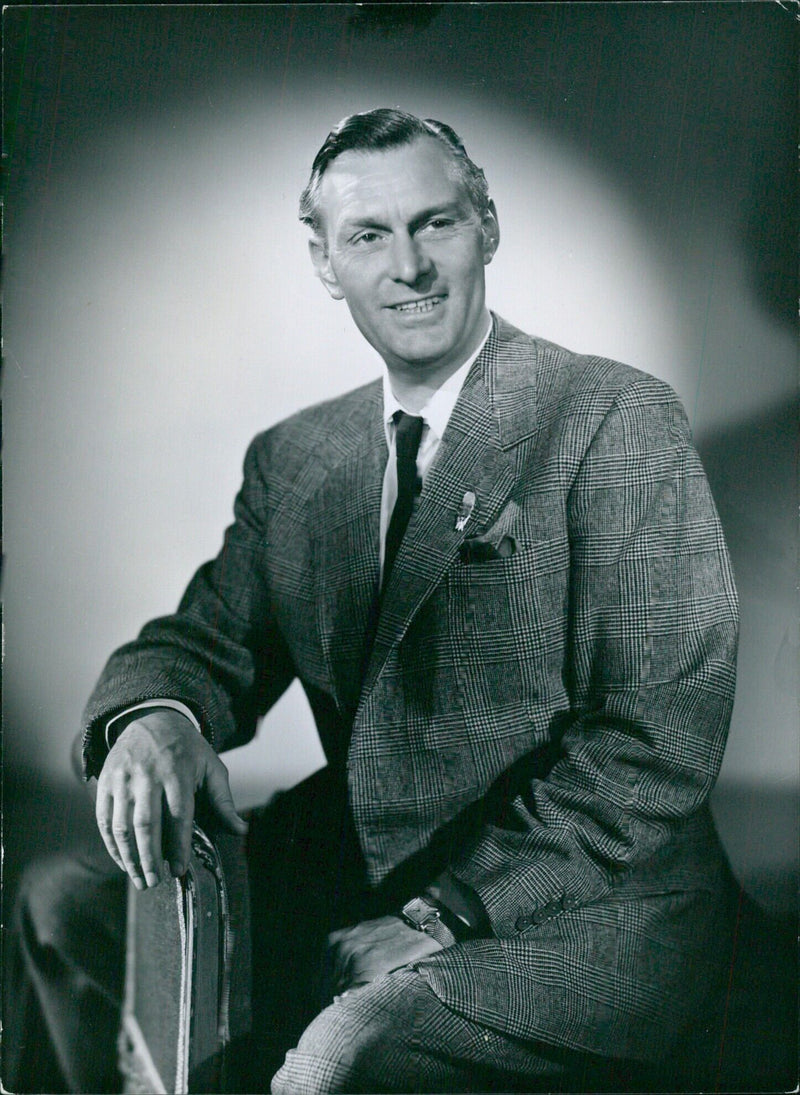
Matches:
[81,434,296,779]
[447,379,739,937]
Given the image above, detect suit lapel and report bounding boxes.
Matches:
[311,317,540,723]
[310,383,387,719]
[358,328,522,705]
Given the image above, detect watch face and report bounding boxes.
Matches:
[402,896,440,931]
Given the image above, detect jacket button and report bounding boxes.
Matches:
[531,898,565,924]
[515,915,534,931]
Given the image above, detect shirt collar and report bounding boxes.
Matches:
[382,314,493,445]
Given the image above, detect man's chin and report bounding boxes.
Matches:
[382,330,459,373]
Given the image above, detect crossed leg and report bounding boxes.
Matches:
[270,965,635,1094]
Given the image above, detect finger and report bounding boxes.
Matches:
[338,952,374,990]
[132,780,163,888]
[324,937,347,990]
[95,789,126,874]
[334,962,354,994]
[332,944,361,992]
[339,982,370,999]
[111,783,145,890]
[163,777,194,877]
[204,756,248,834]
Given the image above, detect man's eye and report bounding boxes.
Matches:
[419,219,453,234]
[352,231,381,245]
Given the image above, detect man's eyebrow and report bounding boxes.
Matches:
[340,217,389,234]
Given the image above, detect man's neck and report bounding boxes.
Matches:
[385,311,492,415]
[387,365,463,415]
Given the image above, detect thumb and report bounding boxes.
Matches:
[204,755,249,834]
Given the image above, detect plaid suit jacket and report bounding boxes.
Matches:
[83,315,739,1061]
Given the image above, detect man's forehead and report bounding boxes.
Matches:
[318,138,469,223]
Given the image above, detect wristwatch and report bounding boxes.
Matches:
[400,895,458,947]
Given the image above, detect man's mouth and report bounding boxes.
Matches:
[389,296,444,315]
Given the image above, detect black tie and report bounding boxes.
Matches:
[383,411,424,590]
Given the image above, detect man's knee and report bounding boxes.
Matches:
[15,856,81,949]
[14,850,126,975]
[270,970,449,1095]
[271,980,398,1094]
[8,851,127,1095]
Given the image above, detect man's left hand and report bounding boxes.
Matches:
[326,915,443,994]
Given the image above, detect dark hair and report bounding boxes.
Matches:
[298,108,490,235]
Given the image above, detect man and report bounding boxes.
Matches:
[13,109,739,1093]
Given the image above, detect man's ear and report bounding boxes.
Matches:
[308,238,345,300]
[481,201,500,265]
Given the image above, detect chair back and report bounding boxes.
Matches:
[118,822,251,1094]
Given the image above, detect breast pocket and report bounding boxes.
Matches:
[447,536,570,710]
[459,533,518,563]
[453,542,537,650]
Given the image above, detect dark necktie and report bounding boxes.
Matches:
[382,410,424,590]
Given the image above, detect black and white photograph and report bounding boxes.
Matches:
[3,4,797,1092]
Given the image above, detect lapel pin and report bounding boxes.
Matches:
[455,491,477,532]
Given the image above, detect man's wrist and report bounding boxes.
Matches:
[424,870,492,938]
[400,871,492,946]
[401,895,459,947]
[401,889,487,947]
[105,699,200,752]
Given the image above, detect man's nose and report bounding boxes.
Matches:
[387,232,432,284]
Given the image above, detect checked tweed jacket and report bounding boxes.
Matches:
[83,315,739,1062]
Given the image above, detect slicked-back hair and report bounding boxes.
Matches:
[298,108,491,237]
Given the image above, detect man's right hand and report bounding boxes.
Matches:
[95,709,247,890]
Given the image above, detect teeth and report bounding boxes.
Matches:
[393,298,441,314]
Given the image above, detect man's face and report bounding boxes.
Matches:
[309,137,499,378]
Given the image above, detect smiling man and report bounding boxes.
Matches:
[304,128,499,404]
[12,110,740,1094]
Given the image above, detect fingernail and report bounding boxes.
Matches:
[132,877,144,891]
[145,872,160,888]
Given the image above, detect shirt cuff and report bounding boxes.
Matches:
[424,869,492,939]
[105,699,201,751]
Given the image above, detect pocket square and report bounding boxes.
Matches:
[459,534,517,562]
[458,498,521,562]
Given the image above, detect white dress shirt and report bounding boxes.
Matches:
[379,316,492,578]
